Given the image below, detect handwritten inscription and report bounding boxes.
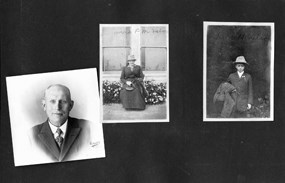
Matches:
[214,32,270,41]
[113,30,131,35]
[114,28,166,35]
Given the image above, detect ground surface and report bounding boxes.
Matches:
[103,103,167,121]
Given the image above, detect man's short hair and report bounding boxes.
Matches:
[43,84,72,101]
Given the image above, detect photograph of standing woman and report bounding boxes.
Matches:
[120,55,148,110]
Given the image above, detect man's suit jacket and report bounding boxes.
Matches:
[30,117,90,162]
[227,72,253,112]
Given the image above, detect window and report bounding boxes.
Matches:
[101,25,168,73]
[102,27,131,71]
[141,26,167,71]
[103,48,131,71]
[141,48,167,71]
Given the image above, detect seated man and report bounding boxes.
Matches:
[30,84,91,163]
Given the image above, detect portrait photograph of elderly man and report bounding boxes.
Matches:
[30,84,91,162]
[203,22,274,121]
[6,68,105,166]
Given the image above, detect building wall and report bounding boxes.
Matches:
[100,24,169,85]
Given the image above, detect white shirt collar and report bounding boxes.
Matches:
[237,71,244,78]
[48,119,68,139]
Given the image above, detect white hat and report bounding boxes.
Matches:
[127,55,136,61]
[233,56,248,65]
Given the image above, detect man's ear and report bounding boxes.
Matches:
[41,99,46,111]
[69,100,74,111]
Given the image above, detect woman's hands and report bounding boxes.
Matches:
[126,78,143,85]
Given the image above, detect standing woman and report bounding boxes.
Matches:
[227,56,253,117]
[120,55,148,110]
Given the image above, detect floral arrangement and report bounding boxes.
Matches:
[102,80,167,105]
[102,80,121,104]
[144,80,167,105]
[249,95,270,118]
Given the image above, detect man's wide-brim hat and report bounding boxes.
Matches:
[233,56,249,65]
[127,55,136,61]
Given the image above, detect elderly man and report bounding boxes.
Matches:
[30,84,91,162]
[227,56,253,117]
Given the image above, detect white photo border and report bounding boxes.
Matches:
[203,21,274,122]
[6,68,106,166]
[99,24,169,123]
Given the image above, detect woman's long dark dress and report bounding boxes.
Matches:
[120,65,147,110]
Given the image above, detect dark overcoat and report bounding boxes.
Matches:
[227,72,253,112]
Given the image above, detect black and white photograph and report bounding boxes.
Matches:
[100,24,169,123]
[203,22,274,121]
[6,68,105,166]
[2,1,285,182]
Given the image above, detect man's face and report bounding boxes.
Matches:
[235,64,245,73]
[42,86,74,127]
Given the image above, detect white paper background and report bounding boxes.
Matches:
[6,68,105,166]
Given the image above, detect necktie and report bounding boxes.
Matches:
[55,128,63,147]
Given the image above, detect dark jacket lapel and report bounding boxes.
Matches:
[59,118,81,161]
[38,121,60,160]
[234,72,240,79]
